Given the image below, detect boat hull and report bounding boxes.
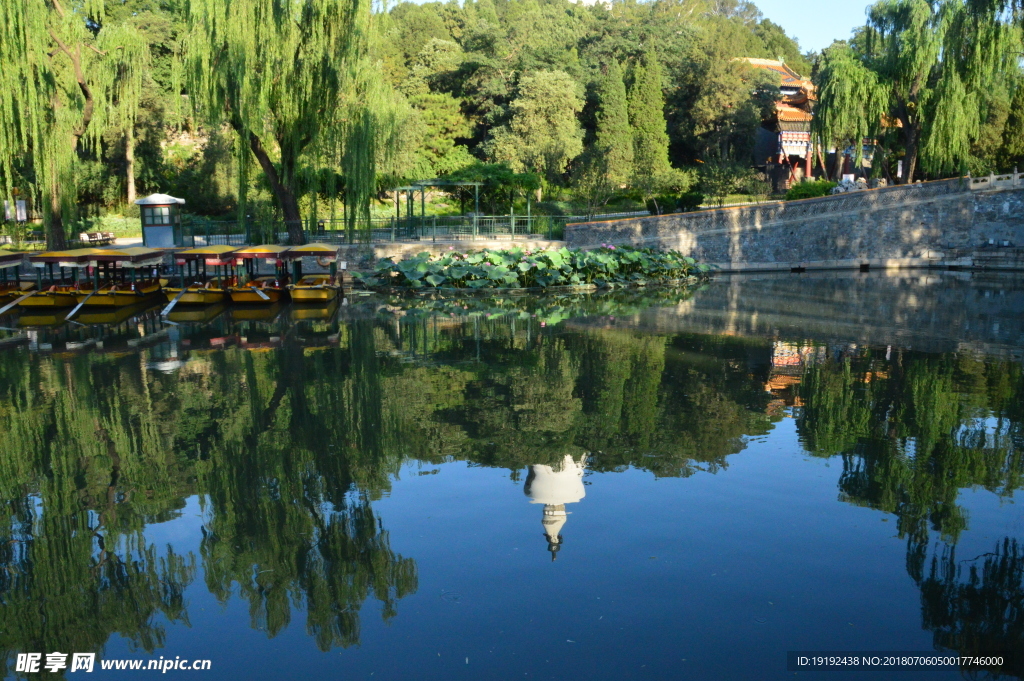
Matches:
[74,280,165,307]
[20,291,79,307]
[289,286,339,302]
[163,287,229,305]
[0,283,36,303]
[80,290,163,307]
[228,287,287,304]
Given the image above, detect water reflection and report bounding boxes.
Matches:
[0,273,1022,678]
[524,454,588,560]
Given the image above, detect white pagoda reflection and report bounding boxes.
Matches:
[523,454,588,560]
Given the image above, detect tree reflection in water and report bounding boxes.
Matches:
[0,307,1022,675]
[798,348,1023,674]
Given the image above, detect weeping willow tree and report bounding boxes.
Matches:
[814,0,1019,183]
[0,0,148,249]
[811,43,886,179]
[183,0,402,245]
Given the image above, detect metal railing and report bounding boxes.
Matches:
[182,211,650,247]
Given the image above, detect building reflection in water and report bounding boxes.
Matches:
[523,454,589,560]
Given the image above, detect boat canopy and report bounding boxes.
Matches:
[232,245,291,259]
[0,251,23,269]
[281,243,341,261]
[176,245,240,260]
[29,248,104,265]
[91,247,165,267]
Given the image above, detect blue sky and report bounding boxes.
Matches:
[754,0,873,53]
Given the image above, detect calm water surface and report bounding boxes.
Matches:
[1,272,1022,680]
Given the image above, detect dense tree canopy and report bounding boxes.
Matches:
[0,0,148,248]
[5,0,1021,242]
[814,0,1022,182]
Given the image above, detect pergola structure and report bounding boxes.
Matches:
[392,178,541,240]
[392,180,483,226]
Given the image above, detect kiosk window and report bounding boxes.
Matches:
[144,206,171,225]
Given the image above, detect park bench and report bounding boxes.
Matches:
[79,231,116,245]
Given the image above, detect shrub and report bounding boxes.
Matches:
[646,194,678,215]
[676,191,705,212]
[740,171,773,203]
[698,159,747,206]
[785,180,837,201]
[353,246,708,290]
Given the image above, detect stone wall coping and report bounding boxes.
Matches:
[566,176,967,230]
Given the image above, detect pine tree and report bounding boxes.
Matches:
[627,53,671,181]
[595,61,633,185]
[1000,82,1024,169]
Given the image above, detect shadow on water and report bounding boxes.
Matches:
[0,270,1022,678]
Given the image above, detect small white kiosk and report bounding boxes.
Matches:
[136,193,185,247]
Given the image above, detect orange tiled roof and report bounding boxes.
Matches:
[740,57,816,105]
[777,103,813,122]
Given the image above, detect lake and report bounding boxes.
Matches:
[1,271,1022,680]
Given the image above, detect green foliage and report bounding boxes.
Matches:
[4,0,837,235]
[754,20,813,75]
[815,0,1022,182]
[812,41,886,173]
[594,60,633,185]
[485,70,585,185]
[677,191,705,212]
[440,161,541,214]
[785,179,837,200]
[628,53,671,184]
[0,0,149,248]
[356,246,706,290]
[182,0,382,243]
[570,146,618,217]
[407,93,475,176]
[998,80,1024,170]
[739,170,773,202]
[698,158,748,206]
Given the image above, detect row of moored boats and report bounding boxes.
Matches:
[0,244,345,313]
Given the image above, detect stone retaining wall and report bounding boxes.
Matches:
[565,178,1024,272]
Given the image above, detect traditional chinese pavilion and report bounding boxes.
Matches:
[742,58,815,189]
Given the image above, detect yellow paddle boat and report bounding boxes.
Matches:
[20,249,103,308]
[227,245,291,304]
[73,247,167,307]
[163,245,239,305]
[282,244,344,303]
[0,250,34,305]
